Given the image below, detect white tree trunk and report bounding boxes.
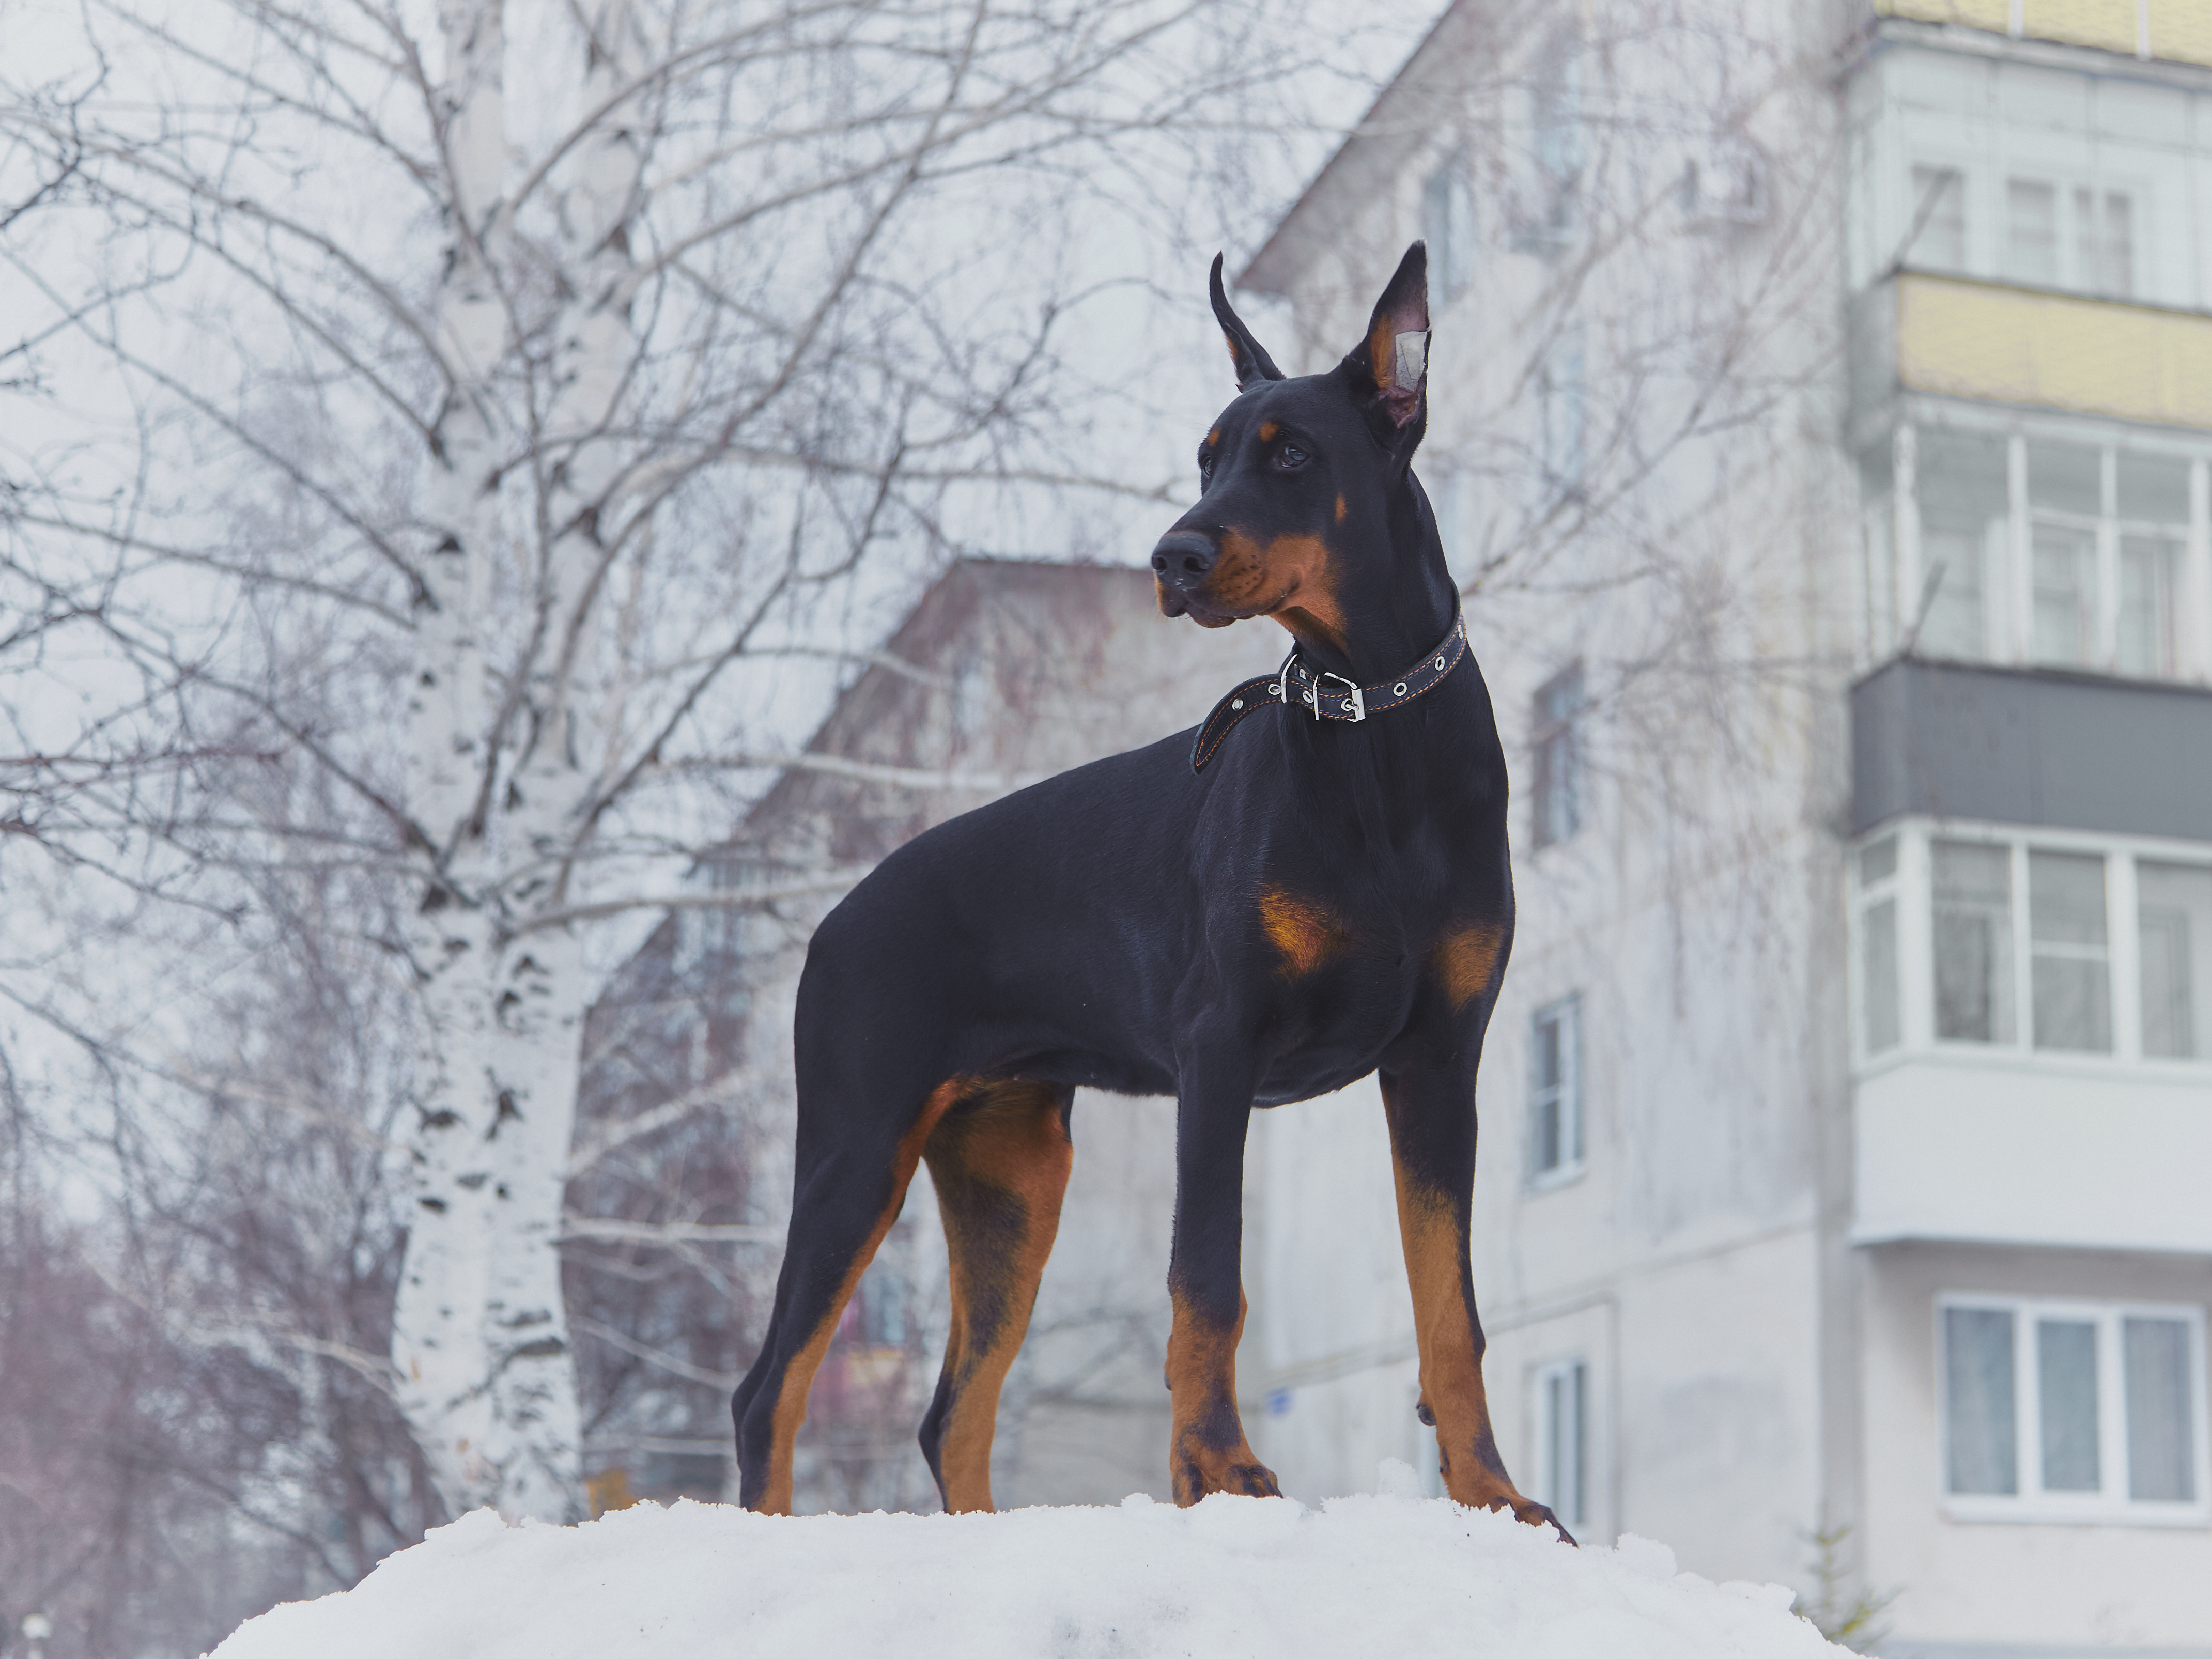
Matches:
[393,0,647,1524]
[472,0,646,1521]
[393,0,586,1522]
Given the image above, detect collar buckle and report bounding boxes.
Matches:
[1317,670,1364,723]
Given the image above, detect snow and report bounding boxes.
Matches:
[209,1470,1843,1658]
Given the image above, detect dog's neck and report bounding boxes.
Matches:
[1276,476,1460,687]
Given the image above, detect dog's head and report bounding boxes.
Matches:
[1151,243,1432,660]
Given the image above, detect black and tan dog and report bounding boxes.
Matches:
[733,243,1567,1541]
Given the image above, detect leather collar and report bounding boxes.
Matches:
[1189,606,1468,772]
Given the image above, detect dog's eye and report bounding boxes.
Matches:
[1197,451,1214,485]
[1274,442,1308,470]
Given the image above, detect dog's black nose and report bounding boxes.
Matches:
[1151,531,1218,588]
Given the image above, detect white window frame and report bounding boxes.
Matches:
[1866,408,2211,685]
[1851,817,2212,1079]
[1530,1355,1589,1532]
[1853,832,1905,1056]
[1937,1293,2211,1526]
[1528,994,1584,1189]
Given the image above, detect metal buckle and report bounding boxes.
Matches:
[1319,671,1364,722]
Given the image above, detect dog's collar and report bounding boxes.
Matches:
[1189,606,1468,773]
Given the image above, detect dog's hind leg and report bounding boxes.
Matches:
[916,1077,1074,1513]
[1380,1062,1572,1542]
[733,1076,962,1514]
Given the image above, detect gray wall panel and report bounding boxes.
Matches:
[1850,658,2212,840]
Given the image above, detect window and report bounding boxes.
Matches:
[2076,187,2134,297]
[1858,836,1902,1053]
[2029,849,2110,1053]
[1855,824,2212,1067]
[1932,839,2015,1044]
[1532,1358,1588,1530]
[2005,178,2059,285]
[1942,1297,2208,1520]
[1913,428,2006,659]
[1529,995,1583,1185]
[2139,861,2212,1060]
[2000,174,2136,296]
[1530,665,1585,848]
[1538,330,1585,499]
[2118,452,2189,678]
[1424,153,1476,303]
[2028,438,2101,668]
[1908,164,1966,272]
[1873,422,2196,681]
[1531,34,1582,241]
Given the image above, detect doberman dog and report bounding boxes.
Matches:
[732,241,1569,1542]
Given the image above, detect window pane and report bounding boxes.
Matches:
[2028,439,2102,516]
[1860,836,1897,885]
[1565,1362,1586,1527]
[2118,536,2179,678]
[1533,1012,1562,1173]
[2117,453,2188,525]
[1919,528,1986,657]
[1865,897,1901,1052]
[2031,851,2110,1053]
[2007,178,2058,285]
[2139,862,2212,1060]
[1947,1307,2019,1495]
[2031,523,2097,666]
[1910,165,1967,271]
[2125,1318,2198,1502]
[2100,190,2133,297]
[1917,429,2008,660]
[2037,1319,2101,1492]
[1532,666,1584,847]
[1424,157,1475,301]
[1934,841,2015,1043]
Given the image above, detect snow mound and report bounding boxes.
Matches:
[210,1481,1842,1658]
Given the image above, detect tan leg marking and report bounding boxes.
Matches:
[752,1077,964,1515]
[1166,1286,1280,1505]
[1383,1085,1563,1536]
[923,1078,1073,1513]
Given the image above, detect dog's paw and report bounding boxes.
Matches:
[1170,1438,1284,1505]
[1495,1494,1575,1545]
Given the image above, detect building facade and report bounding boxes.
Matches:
[1230,1,2212,1652]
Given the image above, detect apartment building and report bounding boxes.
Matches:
[1227,1,2212,1650]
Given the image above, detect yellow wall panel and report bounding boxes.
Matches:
[2149,2,2212,64]
[2023,0,2142,53]
[1876,0,2016,28]
[1898,274,2212,429]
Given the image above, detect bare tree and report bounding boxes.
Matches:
[0,0,1352,1527]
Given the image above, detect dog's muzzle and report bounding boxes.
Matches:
[1151,531,1218,593]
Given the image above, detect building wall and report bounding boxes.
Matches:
[1216,0,1885,1609]
[1862,1243,2212,1650]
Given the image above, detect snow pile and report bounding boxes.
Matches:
[210,1471,1842,1658]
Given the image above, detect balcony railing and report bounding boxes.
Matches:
[1876,271,2212,432]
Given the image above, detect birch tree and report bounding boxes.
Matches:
[1,0,1342,1524]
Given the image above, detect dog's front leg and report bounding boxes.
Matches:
[1381,1063,1573,1542]
[1164,1053,1281,1505]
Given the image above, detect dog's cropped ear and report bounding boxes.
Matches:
[1340,242,1430,431]
[1210,253,1283,391]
